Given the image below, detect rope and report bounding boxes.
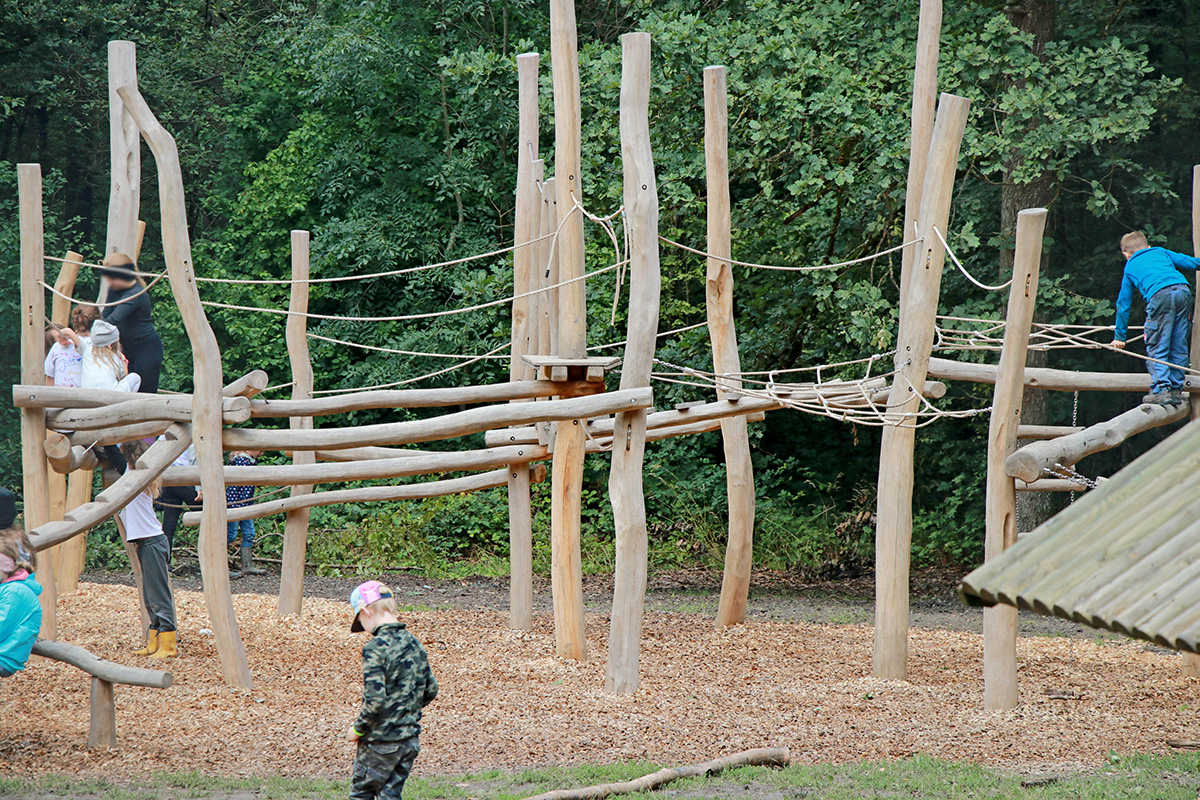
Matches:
[200,261,625,323]
[658,236,918,272]
[45,254,161,280]
[308,333,511,360]
[311,341,512,394]
[587,321,709,352]
[39,272,168,309]
[930,226,1012,291]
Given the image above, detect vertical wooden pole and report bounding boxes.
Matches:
[549,0,587,661]
[278,230,315,617]
[102,41,140,307]
[49,251,85,593]
[605,32,661,694]
[508,53,541,631]
[873,93,969,680]
[540,174,560,358]
[18,163,55,640]
[897,0,943,328]
[119,85,253,688]
[705,66,757,629]
[88,677,117,748]
[1185,165,1200,679]
[982,208,1046,710]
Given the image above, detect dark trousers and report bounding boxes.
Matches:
[349,738,419,800]
[125,332,164,395]
[155,485,199,555]
[135,535,176,632]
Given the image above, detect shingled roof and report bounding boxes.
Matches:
[959,417,1200,654]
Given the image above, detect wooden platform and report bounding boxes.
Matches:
[521,355,621,382]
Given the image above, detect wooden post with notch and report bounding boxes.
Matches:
[118,83,253,688]
[48,251,86,593]
[19,163,56,639]
[1185,165,1200,679]
[278,230,315,616]
[605,32,661,694]
[548,0,588,660]
[705,66,757,629]
[873,93,969,680]
[982,208,1046,710]
[508,52,540,631]
[101,40,140,306]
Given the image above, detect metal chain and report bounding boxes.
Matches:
[1046,462,1100,491]
[1069,392,1080,503]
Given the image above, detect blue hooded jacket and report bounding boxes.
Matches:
[0,572,43,674]
[1115,247,1200,341]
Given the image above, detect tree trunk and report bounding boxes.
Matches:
[1000,0,1056,534]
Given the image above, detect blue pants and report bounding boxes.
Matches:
[1145,284,1193,394]
[227,518,255,548]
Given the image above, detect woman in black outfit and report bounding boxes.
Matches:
[100,253,164,394]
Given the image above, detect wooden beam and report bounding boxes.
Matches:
[15,371,285,410]
[1016,425,1084,440]
[223,388,652,452]
[606,32,661,695]
[182,466,547,526]
[279,230,315,617]
[105,42,140,264]
[66,421,173,449]
[118,82,252,689]
[1014,478,1090,492]
[224,369,269,399]
[162,444,547,487]
[44,433,100,474]
[19,163,55,639]
[539,174,559,357]
[32,639,172,689]
[1186,164,1200,680]
[89,678,116,748]
[869,380,946,405]
[982,207,1046,712]
[59,468,93,593]
[46,394,251,430]
[314,446,438,461]
[874,93,970,681]
[1006,402,1186,483]
[47,250,84,593]
[926,357,1173,393]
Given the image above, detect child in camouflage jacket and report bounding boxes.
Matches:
[347,580,438,800]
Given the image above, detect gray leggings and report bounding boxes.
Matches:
[135,535,177,632]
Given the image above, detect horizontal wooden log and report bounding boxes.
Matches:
[1006,403,1187,482]
[314,446,439,462]
[14,370,272,409]
[31,639,172,689]
[587,411,767,451]
[1015,479,1089,492]
[46,395,251,430]
[223,388,653,452]
[30,424,192,551]
[181,464,549,526]
[44,433,100,473]
[927,357,1190,393]
[1016,425,1085,440]
[869,380,946,405]
[224,369,269,398]
[66,421,173,449]
[161,443,547,487]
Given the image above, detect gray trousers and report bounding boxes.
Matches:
[135,535,177,632]
[349,737,419,800]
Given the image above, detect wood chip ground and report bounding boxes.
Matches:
[1,583,1196,780]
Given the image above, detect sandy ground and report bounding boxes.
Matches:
[1,573,1197,782]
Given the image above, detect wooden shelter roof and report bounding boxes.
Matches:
[959,418,1200,654]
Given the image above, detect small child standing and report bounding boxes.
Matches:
[1113,231,1200,405]
[59,319,141,393]
[120,440,178,659]
[0,488,43,679]
[225,450,265,578]
[347,581,438,800]
[44,307,102,388]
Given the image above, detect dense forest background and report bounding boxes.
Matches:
[2,0,1198,577]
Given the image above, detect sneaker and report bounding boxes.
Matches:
[1143,392,1183,407]
[1171,390,1189,406]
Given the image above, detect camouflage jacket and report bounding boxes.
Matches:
[352,622,438,742]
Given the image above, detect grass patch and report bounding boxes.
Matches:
[3,753,1199,799]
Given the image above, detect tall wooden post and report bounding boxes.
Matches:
[540,173,559,358]
[705,66,757,628]
[897,0,942,328]
[982,208,1046,709]
[18,164,56,639]
[605,32,661,694]
[278,230,315,616]
[873,93,970,680]
[549,0,588,661]
[1185,165,1200,679]
[508,52,540,631]
[118,85,253,688]
[48,251,86,593]
[102,41,140,307]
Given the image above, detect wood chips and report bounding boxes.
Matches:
[1,582,1196,780]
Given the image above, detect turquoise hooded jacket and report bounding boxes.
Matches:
[0,572,43,674]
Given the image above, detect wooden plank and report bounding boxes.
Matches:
[508,53,540,633]
[1006,402,1187,483]
[222,388,652,452]
[32,639,172,688]
[873,93,969,680]
[704,65,757,631]
[982,207,1046,711]
[118,82,252,690]
[46,395,252,430]
[279,230,315,617]
[19,163,56,640]
[926,357,1172,393]
[605,32,661,695]
[1016,425,1085,440]
[523,355,622,370]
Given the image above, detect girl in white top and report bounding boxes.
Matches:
[59,320,141,393]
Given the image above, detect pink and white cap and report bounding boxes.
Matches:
[349,580,393,632]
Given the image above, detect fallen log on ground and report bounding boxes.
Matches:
[519,747,790,800]
[1006,403,1188,482]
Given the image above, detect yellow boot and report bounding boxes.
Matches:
[150,630,177,659]
[133,630,159,656]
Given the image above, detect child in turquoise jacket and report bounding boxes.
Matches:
[0,489,42,678]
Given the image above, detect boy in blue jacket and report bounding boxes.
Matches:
[1113,231,1200,405]
[0,488,43,678]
